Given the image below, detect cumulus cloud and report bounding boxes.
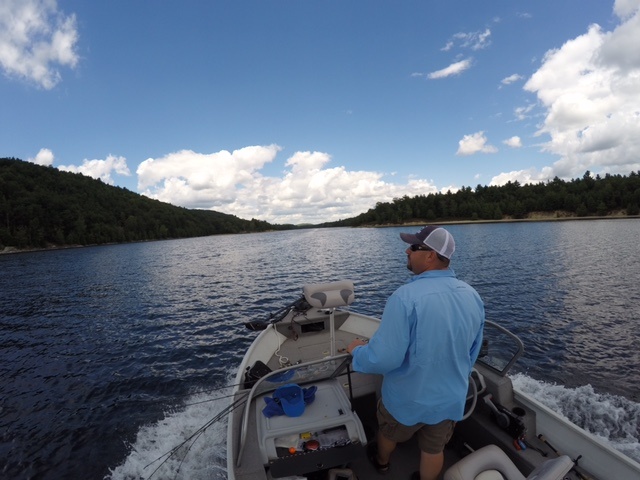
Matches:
[0,0,79,89]
[456,132,498,156]
[523,3,640,180]
[427,59,473,79]
[489,168,550,187]
[136,146,439,224]
[503,136,523,148]
[28,148,55,166]
[59,155,131,185]
[137,145,281,208]
[614,0,640,18]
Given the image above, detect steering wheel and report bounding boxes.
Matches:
[462,368,486,421]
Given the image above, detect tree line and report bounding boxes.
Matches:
[0,158,293,250]
[322,170,640,227]
[2,157,638,251]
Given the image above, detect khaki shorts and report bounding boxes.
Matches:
[376,399,455,454]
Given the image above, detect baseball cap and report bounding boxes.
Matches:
[399,225,455,259]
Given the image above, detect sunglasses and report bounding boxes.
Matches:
[409,244,433,252]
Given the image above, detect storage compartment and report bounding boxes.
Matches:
[255,379,367,478]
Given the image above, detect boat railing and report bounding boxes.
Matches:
[477,320,524,376]
[236,353,353,468]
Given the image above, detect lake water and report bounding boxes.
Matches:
[1,219,639,479]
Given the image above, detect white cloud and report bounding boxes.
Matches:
[514,104,536,121]
[136,145,281,206]
[489,168,548,187]
[503,136,523,148]
[28,147,54,166]
[451,29,492,51]
[500,74,523,86]
[59,155,131,185]
[456,132,498,156]
[428,59,473,79]
[441,41,454,52]
[0,0,79,89]
[135,146,439,224]
[523,5,640,180]
[614,0,640,18]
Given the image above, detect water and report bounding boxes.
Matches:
[1,220,638,479]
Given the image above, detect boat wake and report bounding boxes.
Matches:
[107,387,232,480]
[512,373,640,464]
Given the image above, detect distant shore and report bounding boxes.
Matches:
[366,211,638,228]
[2,212,638,255]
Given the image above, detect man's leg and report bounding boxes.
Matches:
[419,450,444,480]
[376,429,397,465]
[416,419,455,480]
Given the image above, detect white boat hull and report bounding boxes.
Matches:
[514,390,640,480]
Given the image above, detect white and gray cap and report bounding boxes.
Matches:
[399,225,455,259]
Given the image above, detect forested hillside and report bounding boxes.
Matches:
[0,158,291,250]
[2,157,639,252]
[325,170,640,227]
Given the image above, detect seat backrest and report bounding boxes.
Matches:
[444,444,574,480]
[476,471,506,480]
[303,280,355,309]
[444,445,525,480]
[526,454,573,480]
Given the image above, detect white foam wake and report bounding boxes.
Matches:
[107,389,231,480]
[512,373,640,463]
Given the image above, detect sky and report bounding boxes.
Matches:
[2,0,640,225]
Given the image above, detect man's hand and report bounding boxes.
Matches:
[347,338,368,355]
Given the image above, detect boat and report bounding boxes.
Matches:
[226,280,640,480]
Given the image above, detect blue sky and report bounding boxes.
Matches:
[2,1,640,224]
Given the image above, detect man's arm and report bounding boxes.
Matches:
[349,294,411,374]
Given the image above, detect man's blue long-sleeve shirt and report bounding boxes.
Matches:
[352,269,485,426]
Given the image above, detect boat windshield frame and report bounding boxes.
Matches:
[476,320,524,376]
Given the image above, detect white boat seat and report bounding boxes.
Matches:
[444,444,573,480]
[303,280,355,309]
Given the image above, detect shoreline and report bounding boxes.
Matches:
[361,212,639,228]
[2,213,638,255]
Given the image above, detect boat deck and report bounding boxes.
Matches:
[228,307,593,480]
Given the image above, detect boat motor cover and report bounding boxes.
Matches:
[244,360,272,389]
[262,384,317,418]
[303,280,355,309]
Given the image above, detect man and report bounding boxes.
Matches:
[347,226,485,480]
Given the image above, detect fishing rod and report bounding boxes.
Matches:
[106,379,245,411]
[182,389,242,407]
[144,391,249,480]
[144,296,314,477]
